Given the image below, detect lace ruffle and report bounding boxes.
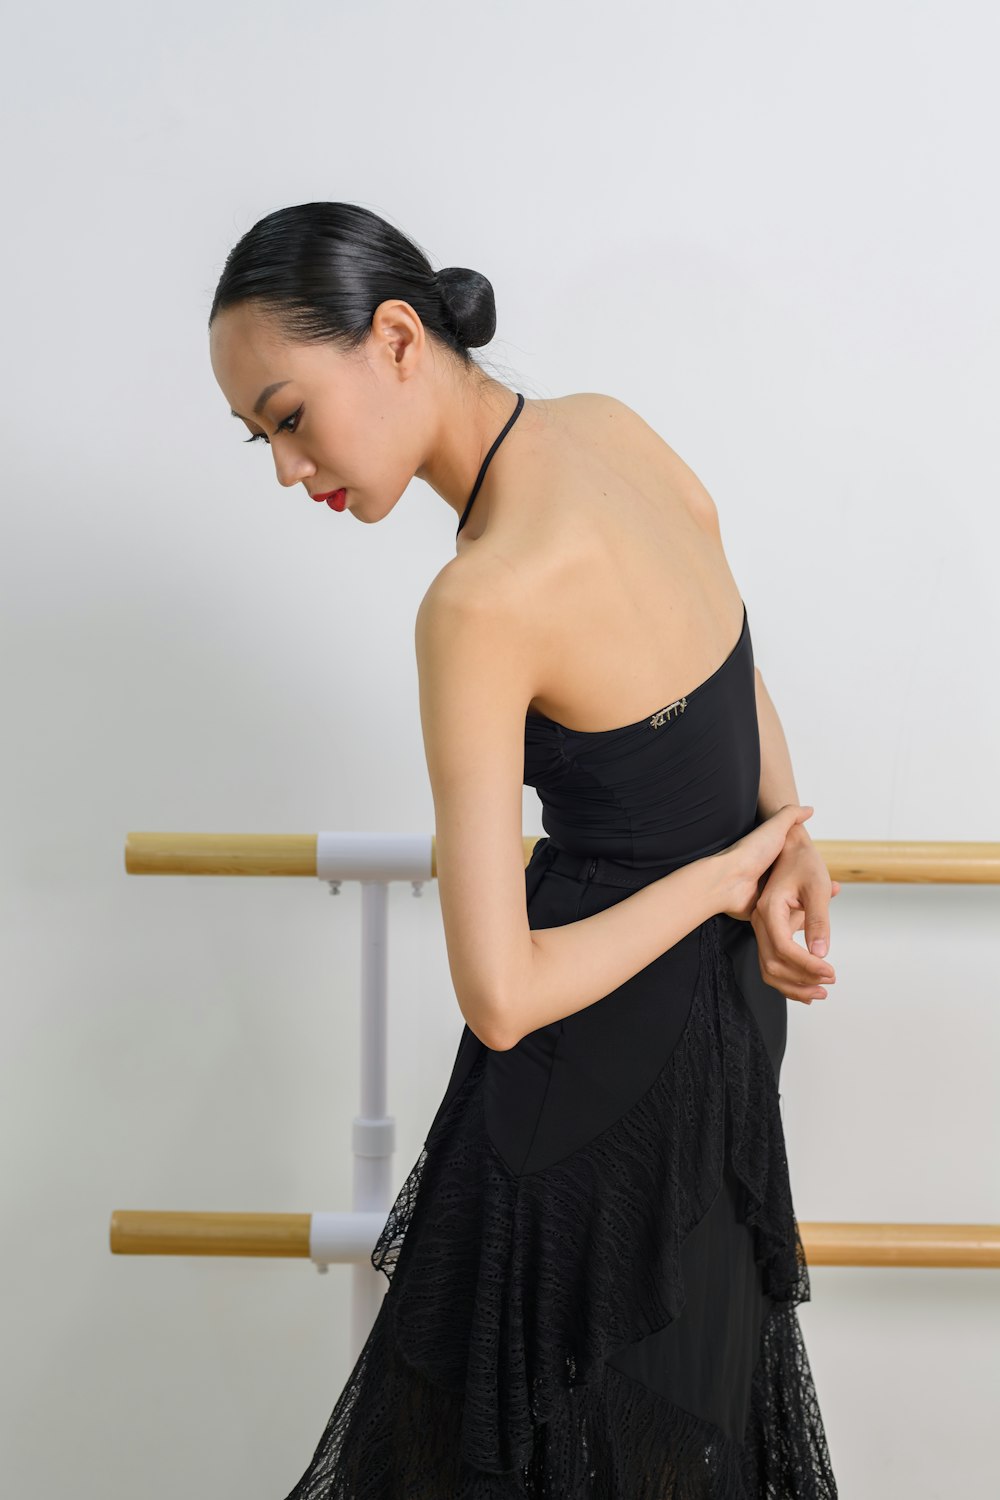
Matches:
[284,914,838,1498]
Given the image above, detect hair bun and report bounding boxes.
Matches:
[436,266,497,349]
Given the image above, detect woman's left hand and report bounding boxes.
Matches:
[749,828,841,1005]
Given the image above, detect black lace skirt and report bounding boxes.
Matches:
[282,839,839,1498]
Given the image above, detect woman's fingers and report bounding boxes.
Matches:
[761,923,835,983]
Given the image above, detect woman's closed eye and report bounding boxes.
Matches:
[243,404,304,444]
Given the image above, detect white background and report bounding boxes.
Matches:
[2,1,998,1494]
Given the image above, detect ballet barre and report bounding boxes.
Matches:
[123,832,1000,883]
[114,831,1000,1355]
[109,1211,1000,1269]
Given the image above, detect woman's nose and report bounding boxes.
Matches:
[275,457,313,489]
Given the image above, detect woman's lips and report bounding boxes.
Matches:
[311,488,348,511]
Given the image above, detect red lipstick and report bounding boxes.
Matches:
[311,488,348,511]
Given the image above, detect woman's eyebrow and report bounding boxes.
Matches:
[229,379,292,422]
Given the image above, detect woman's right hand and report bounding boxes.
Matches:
[708,805,815,922]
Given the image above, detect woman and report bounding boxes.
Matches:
[210,202,840,1497]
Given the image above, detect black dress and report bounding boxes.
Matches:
[283,394,839,1498]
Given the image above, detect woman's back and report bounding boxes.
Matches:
[447,391,749,735]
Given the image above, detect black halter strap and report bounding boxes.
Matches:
[456,392,526,537]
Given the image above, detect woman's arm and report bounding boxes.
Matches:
[495,798,812,1051]
[417,565,825,1050]
[420,573,753,1052]
[756,667,809,842]
[501,857,724,1047]
[751,668,840,993]
[511,648,819,1046]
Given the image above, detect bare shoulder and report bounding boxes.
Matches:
[417,546,526,617]
[415,548,534,659]
[414,546,548,750]
[560,391,722,534]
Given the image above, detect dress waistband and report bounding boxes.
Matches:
[530,836,691,891]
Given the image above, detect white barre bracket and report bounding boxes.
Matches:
[316,831,434,882]
[309,1211,394,1267]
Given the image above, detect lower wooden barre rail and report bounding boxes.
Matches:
[109,1210,389,1260]
[803,1222,1000,1268]
[123,833,1000,883]
[109,1211,1000,1268]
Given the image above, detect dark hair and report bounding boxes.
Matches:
[208,202,497,365]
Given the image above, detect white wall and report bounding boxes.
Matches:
[2,1,998,1494]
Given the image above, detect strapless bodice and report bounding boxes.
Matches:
[523,602,760,869]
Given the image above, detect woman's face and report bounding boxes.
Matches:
[209,299,429,520]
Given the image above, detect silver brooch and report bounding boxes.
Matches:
[649,697,687,728]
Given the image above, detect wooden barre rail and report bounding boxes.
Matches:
[108,1211,1000,1268]
[124,834,1000,883]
